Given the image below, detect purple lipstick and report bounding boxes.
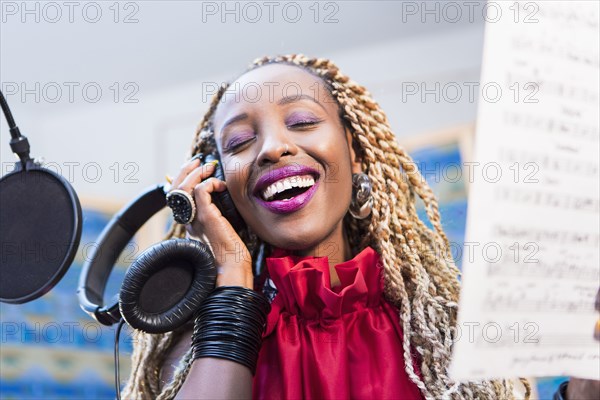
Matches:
[253,164,320,214]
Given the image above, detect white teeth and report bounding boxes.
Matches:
[261,174,315,201]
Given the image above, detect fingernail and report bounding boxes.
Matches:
[595,320,600,341]
[210,160,219,167]
[165,174,173,184]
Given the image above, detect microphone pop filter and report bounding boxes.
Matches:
[0,162,82,304]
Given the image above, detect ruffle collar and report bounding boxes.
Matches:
[264,246,384,326]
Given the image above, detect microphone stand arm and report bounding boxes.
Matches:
[0,90,32,169]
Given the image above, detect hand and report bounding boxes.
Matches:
[565,288,600,400]
[168,157,253,289]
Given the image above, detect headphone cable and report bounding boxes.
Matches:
[114,319,126,400]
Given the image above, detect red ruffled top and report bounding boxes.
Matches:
[252,246,425,400]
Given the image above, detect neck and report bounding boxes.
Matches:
[288,221,352,267]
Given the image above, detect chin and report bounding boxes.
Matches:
[265,223,336,252]
[268,232,321,251]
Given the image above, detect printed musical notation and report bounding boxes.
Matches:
[508,351,600,371]
[493,186,599,213]
[475,332,597,349]
[491,225,600,247]
[534,3,599,30]
[506,70,599,104]
[449,1,600,381]
[510,36,600,69]
[482,284,598,314]
[486,260,599,282]
[497,148,599,179]
[503,110,599,142]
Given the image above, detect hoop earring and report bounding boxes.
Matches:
[349,173,373,220]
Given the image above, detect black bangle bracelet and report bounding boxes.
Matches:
[191,286,271,375]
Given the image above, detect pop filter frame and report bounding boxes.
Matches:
[0,90,83,304]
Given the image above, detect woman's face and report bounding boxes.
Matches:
[212,64,361,251]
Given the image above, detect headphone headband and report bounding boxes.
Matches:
[77,184,168,325]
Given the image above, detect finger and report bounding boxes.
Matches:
[189,178,231,239]
[169,157,202,189]
[192,177,227,209]
[177,161,218,192]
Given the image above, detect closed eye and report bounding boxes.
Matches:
[225,137,256,153]
[288,120,322,129]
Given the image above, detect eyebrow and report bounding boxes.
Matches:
[219,94,326,133]
[277,94,325,109]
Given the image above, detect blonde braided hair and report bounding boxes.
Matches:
[122,54,531,400]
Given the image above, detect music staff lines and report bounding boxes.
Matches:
[503,110,599,142]
[474,333,596,348]
[493,186,599,213]
[497,148,598,178]
[486,262,599,281]
[491,225,599,247]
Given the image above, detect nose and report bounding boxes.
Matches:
[256,128,296,167]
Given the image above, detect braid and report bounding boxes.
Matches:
[121,329,179,399]
[156,347,194,400]
[123,54,531,399]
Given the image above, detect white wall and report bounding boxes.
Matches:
[0,23,484,204]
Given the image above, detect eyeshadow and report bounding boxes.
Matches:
[286,112,319,125]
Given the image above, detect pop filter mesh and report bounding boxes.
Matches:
[0,169,78,302]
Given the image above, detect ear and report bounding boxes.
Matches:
[345,127,363,174]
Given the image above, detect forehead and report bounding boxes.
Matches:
[213,64,334,129]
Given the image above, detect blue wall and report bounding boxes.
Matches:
[0,144,566,398]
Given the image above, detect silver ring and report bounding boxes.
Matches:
[166,189,196,224]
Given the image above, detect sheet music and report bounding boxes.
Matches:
[449,1,599,380]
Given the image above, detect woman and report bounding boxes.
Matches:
[123,54,536,399]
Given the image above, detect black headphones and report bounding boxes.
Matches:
[77,153,246,334]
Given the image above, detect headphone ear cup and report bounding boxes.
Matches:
[119,238,217,333]
[205,155,246,232]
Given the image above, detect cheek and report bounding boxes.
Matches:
[220,157,274,230]
[221,158,251,202]
[322,146,354,189]
[332,169,354,208]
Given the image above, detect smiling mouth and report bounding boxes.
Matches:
[260,174,316,202]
